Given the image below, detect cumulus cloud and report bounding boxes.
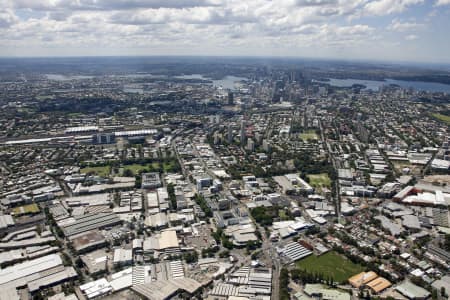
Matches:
[387,19,424,32]
[6,0,221,11]
[0,0,438,60]
[0,9,18,28]
[364,0,424,16]
[405,34,418,40]
[435,0,450,5]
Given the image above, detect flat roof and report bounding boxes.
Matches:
[348,272,378,288]
[0,254,62,286]
[62,213,121,236]
[159,230,179,249]
[71,230,106,250]
[395,281,430,299]
[366,277,392,293]
[28,266,77,292]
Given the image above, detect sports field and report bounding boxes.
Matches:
[13,203,40,215]
[300,130,319,141]
[296,251,364,283]
[307,173,331,188]
[432,113,450,125]
[80,165,110,177]
[122,164,150,175]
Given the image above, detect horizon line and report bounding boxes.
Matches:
[1,54,450,68]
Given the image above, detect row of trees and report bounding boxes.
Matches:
[194,194,213,218]
[212,228,234,249]
[251,206,281,226]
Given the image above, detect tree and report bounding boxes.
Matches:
[279,268,290,300]
[432,289,438,300]
[444,234,450,251]
[123,168,134,177]
[183,251,199,263]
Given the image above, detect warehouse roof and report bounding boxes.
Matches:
[28,266,78,292]
[348,272,378,288]
[304,284,350,300]
[159,230,179,249]
[395,281,430,299]
[278,242,312,262]
[366,277,392,293]
[0,254,63,287]
[71,230,106,252]
[62,213,121,236]
[132,277,202,300]
[0,215,14,229]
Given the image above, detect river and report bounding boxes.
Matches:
[315,78,450,93]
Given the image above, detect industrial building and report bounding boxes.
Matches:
[60,212,121,237]
[277,242,313,262]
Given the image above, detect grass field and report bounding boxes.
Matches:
[307,173,331,188]
[431,113,450,125]
[163,161,178,172]
[300,130,319,141]
[122,164,150,175]
[80,165,110,177]
[278,210,290,221]
[13,203,40,215]
[121,160,179,175]
[296,251,364,283]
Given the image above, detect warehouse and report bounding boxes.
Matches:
[80,278,112,299]
[61,212,121,237]
[395,281,430,299]
[81,250,108,275]
[113,248,133,266]
[28,266,78,293]
[278,242,312,262]
[132,278,202,300]
[365,277,392,294]
[70,231,107,254]
[348,271,378,288]
[303,284,351,300]
[0,254,63,289]
[0,215,14,230]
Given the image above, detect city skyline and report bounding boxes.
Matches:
[1,0,450,63]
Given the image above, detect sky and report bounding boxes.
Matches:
[1,0,450,63]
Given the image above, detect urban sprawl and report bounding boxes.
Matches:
[0,65,450,300]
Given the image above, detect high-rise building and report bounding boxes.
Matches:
[246,139,255,152]
[240,119,246,145]
[227,125,233,143]
[228,91,234,105]
[262,139,271,152]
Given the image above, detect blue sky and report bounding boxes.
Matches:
[0,0,450,63]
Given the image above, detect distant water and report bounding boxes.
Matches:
[213,76,248,89]
[316,78,450,93]
[45,74,94,80]
[174,74,206,80]
[123,88,144,94]
[174,74,247,89]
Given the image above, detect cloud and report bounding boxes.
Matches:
[405,34,418,40]
[435,0,450,5]
[0,0,442,62]
[387,19,424,31]
[0,9,18,28]
[6,0,221,11]
[364,0,424,16]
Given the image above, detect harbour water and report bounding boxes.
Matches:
[316,78,450,93]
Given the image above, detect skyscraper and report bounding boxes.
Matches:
[228,91,234,105]
[227,125,233,143]
[240,119,246,145]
